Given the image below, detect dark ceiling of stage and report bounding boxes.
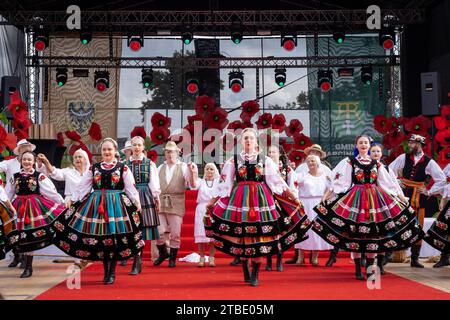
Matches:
[0,0,441,11]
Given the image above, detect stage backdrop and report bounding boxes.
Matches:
[307,35,386,166]
[41,34,122,160]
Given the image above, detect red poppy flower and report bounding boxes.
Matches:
[382,130,407,150]
[435,129,450,146]
[385,117,402,133]
[280,138,294,154]
[147,150,158,163]
[228,120,243,131]
[7,91,28,118]
[88,122,102,141]
[0,125,17,151]
[151,112,172,129]
[205,107,229,131]
[255,113,272,129]
[404,115,432,135]
[242,119,254,129]
[65,130,81,142]
[434,116,450,130]
[240,100,260,121]
[57,132,65,147]
[259,132,272,148]
[130,126,147,139]
[285,119,303,137]
[438,146,450,167]
[271,114,286,132]
[373,115,388,134]
[441,104,450,121]
[194,95,216,116]
[14,129,29,140]
[221,132,237,152]
[150,127,170,145]
[289,150,305,166]
[293,133,312,150]
[12,111,32,133]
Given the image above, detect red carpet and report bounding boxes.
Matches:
[35,190,450,300]
[35,257,450,300]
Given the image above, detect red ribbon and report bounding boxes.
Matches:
[363,184,372,221]
[98,189,109,223]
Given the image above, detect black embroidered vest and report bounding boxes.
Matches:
[234,154,265,183]
[350,156,378,185]
[14,171,40,195]
[402,154,431,182]
[92,162,125,190]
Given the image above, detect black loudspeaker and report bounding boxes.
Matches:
[0,76,21,115]
[421,72,441,116]
[28,139,59,166]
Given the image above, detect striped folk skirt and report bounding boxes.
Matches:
[8,194,65,253]
[53,189,145,261]
[136,184,160,241]
[0,201,17,259]
[312,184,424,253]
[424,200,450,253]
[205,181,311,258]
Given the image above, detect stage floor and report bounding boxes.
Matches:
[1,256,449,300]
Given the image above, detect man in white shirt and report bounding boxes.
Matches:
[154,141,197,267]
[389,134,446,268]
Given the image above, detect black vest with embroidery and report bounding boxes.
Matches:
[234,154,265,183]
[14,171,40,195]
[92,162,125,190]
[402,154,431,182]
[350,156,378,185]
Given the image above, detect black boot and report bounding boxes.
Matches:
[276,253,283,272]
[433,254,450,268]
[285,249,299,264]
[168,248,178,268]
[8,251,21,268]
[360,254,367,268]
[250,261,261,286]
[410,245,424,268]
[365,258,375,278]
[377,255,386,275]
[383,251,393,266]
[242,259,251,283]
[19,253,27,269]
[103,259,110,283]
[325,247,338,267]
[105,260,117,285]
[230,256,241,266]
[354,258,364,280]
[153,244,169,266]
[20,255,33,278]
[265,255,272,271]
[129,253,142,275]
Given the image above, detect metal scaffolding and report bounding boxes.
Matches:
[26,55,400,69]
[0,9,425,34]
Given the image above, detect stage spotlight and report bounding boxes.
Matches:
[34,31,49,51]
[317,69,333,92]
[127,34,144,52]
[80,29,92,45]
[141,68,153,89]
[274,67,287,87]
[281,34,297,51]
[182,32,193,45]
[333,31,345,44]
[228,70,244,93]
[94,70,110,92]
[186,78,199,94]
[231,31,243,44]
[361,65,373,85]
[56,68,68,87]
[379,29,395,50]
